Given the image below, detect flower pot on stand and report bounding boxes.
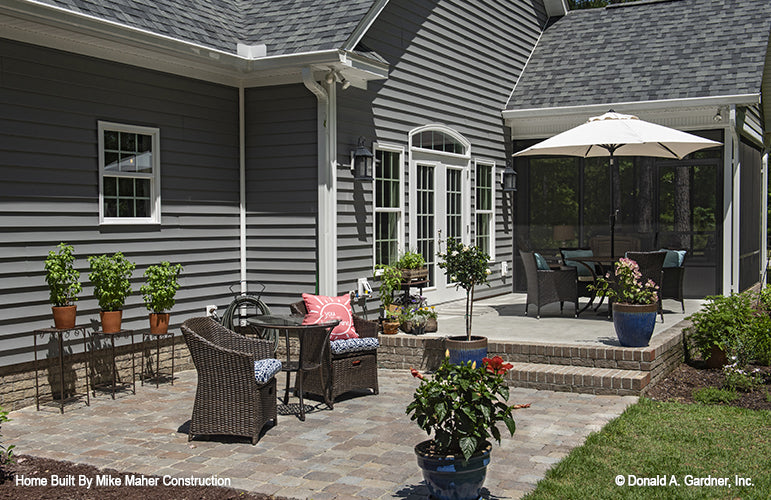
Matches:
[612,302,658,347]
[446,336,488,366]
[52,305,77,329]
[415,440,491,500]
[149,313,170,335]
[100,310,123,333]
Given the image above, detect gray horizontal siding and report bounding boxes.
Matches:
[244,85,319,307]
[336,0,542,300]
[0,39,242,366]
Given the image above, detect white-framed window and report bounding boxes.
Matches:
[475,160,495,260]
[373,144,405,266]
[98,121,160,224]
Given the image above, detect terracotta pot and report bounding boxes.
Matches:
[149,313,170,335]
[52,305,77,329]
[100,310,123,333]
[705,345,728,369]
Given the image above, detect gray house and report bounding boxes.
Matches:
[505,0,771,298]
[0,0,768,378]
[0,0,568,370]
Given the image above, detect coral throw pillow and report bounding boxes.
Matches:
[302,293,359,341]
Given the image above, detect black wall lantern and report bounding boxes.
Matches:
[351,137,374,181]
[502,162,517,192]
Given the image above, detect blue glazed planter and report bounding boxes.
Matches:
[612,302,658,347]
[446,336,488,366]
[415,440,491,500]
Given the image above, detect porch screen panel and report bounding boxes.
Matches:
[446,169,462,244]
[417,164,436,284]
[739,140,762,290]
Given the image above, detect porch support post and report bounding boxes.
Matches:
[239,85,247,294]
[303,67,338,295]
[762,151,769,286]
[722,105,740,295]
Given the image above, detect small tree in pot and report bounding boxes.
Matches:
[88,252,135,333]
[140,262,183,334]
[44,243,83,328]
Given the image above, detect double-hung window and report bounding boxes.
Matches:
[374,146,404,266]
[475,160,495,260]
[98,121,160,224]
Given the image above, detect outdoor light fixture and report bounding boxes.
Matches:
[713,109,723,122]
[502,162,517,192]
[341,78,351,90]
[351,137,374,181]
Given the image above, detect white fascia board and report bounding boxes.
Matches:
[343,0,391,51]
[0,0,389,88]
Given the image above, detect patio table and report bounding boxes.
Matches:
[247,314,339,420]
[570,256,625,316]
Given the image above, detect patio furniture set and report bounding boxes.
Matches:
[520,247,686,320]
[181,295,380,444]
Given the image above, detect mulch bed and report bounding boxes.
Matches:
[0,456,292,500]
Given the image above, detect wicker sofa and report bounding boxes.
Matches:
[289,301,379,406]
[181,317,278,444]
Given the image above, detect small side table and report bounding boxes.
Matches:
[33,326,91,413]
[141,330,175,388]
[90,329,136,399]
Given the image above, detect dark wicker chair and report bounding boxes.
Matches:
[289,301,379,406]
[660,249,687,313]
[520,250,579,319]
[625,251,667,322]
[559,247,599,311]
[181,317,278,444]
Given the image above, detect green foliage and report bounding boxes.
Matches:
[396,250,426,270]
[407,355,516,461]
[693,386,738,404]
[685,292,755,362]
[723,363,765,393]
[376,265,403,308]
[44,242,82,306]
[88,252,136,311]
[140,262,183,313]
[590,257,658,305]
[0,406,14,471]
[438,239,491,339]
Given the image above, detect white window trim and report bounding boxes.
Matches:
[409,124,472,160]
[372,142,405,268]
[474,159,496,262]
[98,121,161,225]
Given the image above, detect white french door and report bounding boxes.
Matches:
[411,160,470,303]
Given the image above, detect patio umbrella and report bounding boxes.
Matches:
[512,111,721,255]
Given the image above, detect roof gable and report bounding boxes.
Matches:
[507,0,771,111]
[34,0,380,55]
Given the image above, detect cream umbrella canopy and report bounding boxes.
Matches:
[513,111,721,255]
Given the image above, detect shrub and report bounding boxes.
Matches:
[686,292,755,363]
[0,406,14,480]
[723,361,764,392]
[140,262,183,313]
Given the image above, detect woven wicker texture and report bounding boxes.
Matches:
[625,251,667,321]
[289,301,379,406]
[520,250,579,319]
[181,317,277,444]
[660,251,687,312]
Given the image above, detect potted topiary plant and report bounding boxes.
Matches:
[437,239,492,364]
[88,252,136,333]
[408,353,517,500]
[44,242,83,329]
[140,261,183,334]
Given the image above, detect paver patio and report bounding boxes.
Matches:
[5,366,637,499]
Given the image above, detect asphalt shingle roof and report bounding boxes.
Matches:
[507,0,771,110]
[37,0,378,55]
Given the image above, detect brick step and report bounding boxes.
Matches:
[498,342,656,371]
[505,362,650,396]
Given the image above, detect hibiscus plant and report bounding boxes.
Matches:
[407,352,516,460]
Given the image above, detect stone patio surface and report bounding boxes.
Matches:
[5,365,638,499]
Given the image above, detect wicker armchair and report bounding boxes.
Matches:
[625,251,667,321]
[181,317,278,444]
[520,250,579,319]
[660,250,687,312]
[289,301,379,406]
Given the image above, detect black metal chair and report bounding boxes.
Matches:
[283,321,336,421]
[625,251,667,322]
[520,250,578,319]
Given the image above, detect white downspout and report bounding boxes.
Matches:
[239,86,247,294]
[303,67,338,295]
[723,105,740,295]
[762,151,769,286]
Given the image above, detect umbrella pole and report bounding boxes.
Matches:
[609,152,616,257]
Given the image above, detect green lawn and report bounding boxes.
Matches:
[523,398,771,499]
